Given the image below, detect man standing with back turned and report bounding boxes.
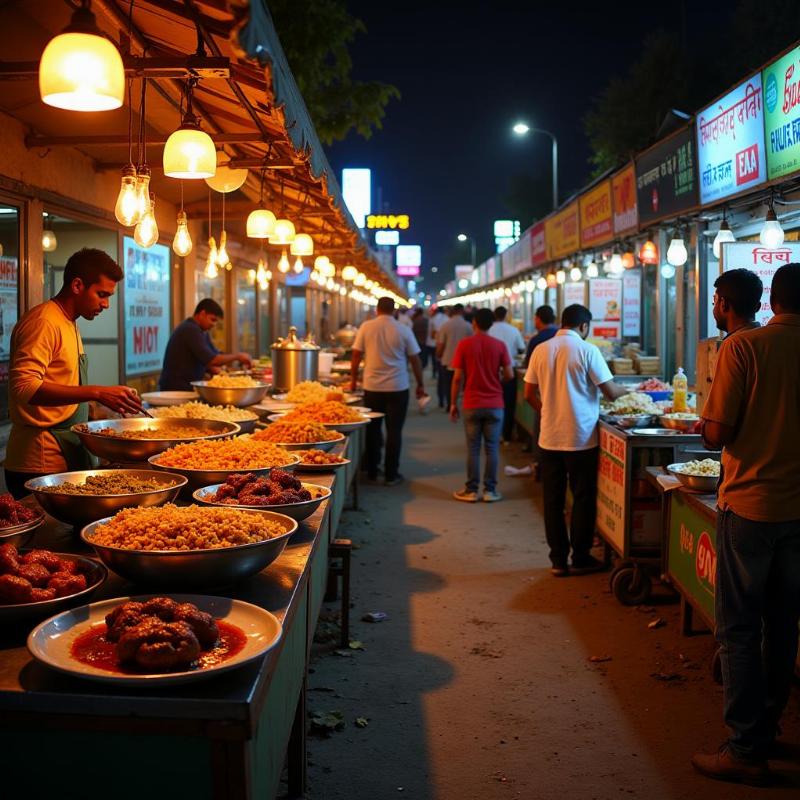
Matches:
[691,263,800,786]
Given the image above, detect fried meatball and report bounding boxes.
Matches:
[0,574,33,604]
[30,587,57,602]
[174,603,219,648]
[226,473,255,492]
[53,557,80,575]
[214,483,236,500]
[105,601,146,641]
[47,572,87,598]
[16,562,52,588]
[270,469,301,491]
[20,549,63,572]
[117,619,201,670]
[0,543,19,575]
[141,596,180,620]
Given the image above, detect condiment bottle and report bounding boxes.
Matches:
[672,367,688,413]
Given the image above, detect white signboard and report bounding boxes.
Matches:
[0,257,19,361]
[721,241,800,326]
[697,75,766,205]
[342,168,371,228]
[563,281,586,306]
[589,278,622,322]
[123,237,171,377]
[622,271,641,337]
[597,424,627,552]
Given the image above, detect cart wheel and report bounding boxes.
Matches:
[608,559,632,590]
[711,648,723,685]
[611,566,652,606]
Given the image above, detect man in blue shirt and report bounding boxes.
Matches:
[523,305,558,367]
[159,299,251,391]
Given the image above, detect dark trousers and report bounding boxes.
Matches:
[437,367,454,408]
[501,377,517,441]
[3,469,47,500]
[418,344,430,371]
[715,509,800,760]
[363,389,409,481]
[429,346,439,378]
[539,447,599,565]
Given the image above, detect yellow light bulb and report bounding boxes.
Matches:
[293,256,304,274]
[270,219,296,246]
[247,208,276,239]
[278,250,291,273]
[216,230,230,268]
[42,229,58,252]
[341,264,358,282]
[290,233,314,256]
[172,211,192,257]
[115,165,140,226]
[134,168,151,222]
[133,194,159,248]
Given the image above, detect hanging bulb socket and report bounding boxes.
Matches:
[115,163,140,226]
[172,210,192,257]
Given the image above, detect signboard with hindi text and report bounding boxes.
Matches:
[597,424,627,552]
[580,181,613,248]
[589,278,622,322]
[531,221,546,266]
[697,74,766,205]
[563,281,586,307]
[622,270,641,337]
[721,241,800,326]
[545,202,579,260]
[612,164,638,234]
[762,45,800,180]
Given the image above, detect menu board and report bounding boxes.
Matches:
[622,271,642,337]
[597,424,627,552]
[612,164,638,234]
[636,126,698,224]
[563,281,586,307]
[580,181,613,248]
[763,45,800,180]
[545,202,579,260]
[123,237,171,377]
[531,221,546,266]
[697,74,766,204]
[589,278,622,322]
[0,257,18,362]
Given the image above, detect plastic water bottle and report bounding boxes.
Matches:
[672,367,688,413]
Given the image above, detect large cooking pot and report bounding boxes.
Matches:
[271,326,320,392]
[334,324,358,349]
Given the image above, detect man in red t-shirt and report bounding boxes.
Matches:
[449,307,513,502]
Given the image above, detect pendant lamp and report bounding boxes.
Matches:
[271,219,296,246]
[246,170,276,239]
[290,233,314,257]
[759,197,784,249]
[163,80,216,179]
[712,213,736,259]
[342,265,358,282]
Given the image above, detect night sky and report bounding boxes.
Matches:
[327,1,736,295]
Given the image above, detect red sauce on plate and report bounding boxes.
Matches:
[70,620,247,675]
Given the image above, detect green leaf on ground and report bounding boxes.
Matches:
[355,717,369,728]
[349,640,365,650]
[310,710,346,733]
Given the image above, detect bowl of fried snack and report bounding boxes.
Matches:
[0,494,45,548]
[667,459,720,492]
[193,470,331,522]
[251,421,345,452]
[269,401,370,433]
[293,450,351,473]
[150,402,259,434]
[81,504,298,587]
[191,375,269,407]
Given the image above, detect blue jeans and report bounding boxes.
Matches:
[463,408,503,492]
[715,508,800,759]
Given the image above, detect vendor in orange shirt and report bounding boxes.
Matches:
[4,248,143,498]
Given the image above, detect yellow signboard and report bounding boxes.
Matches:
[545,202,579,260]
[366,214,410,230]
[580,181,613,248]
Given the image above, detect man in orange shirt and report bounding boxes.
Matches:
[692,263,800,785]
[5,248,142,497]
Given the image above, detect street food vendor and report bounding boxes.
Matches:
[4,248,143,498]
[159,298,251,392]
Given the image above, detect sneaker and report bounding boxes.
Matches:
[384,474,404,487]
[550,563,569,577]
[482,490,503,503]
[570,555,607,575]
[691,746,769,786]
[453,488,478,502]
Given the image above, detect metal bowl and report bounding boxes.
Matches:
[191,381,270,408]
[0,515,45,549]
[667,463,719,493]
[266,413,371,434]
[0,551,107,625]
[24,469,187,528]
[295,457,351,473]
[606,414,654,429]
[234,418,258,435]
[193,482,332,522]
[72,418,240,462]
[148,453,302,492]
[81,511,298,588]
[659,415,699,432]
[254,432,345,452]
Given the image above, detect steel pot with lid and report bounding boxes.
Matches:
[334,323,358,349]
[271,326,320,392]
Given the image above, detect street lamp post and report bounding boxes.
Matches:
[457,233,477,268]
[512,122,559,211]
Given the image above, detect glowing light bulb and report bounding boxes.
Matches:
[216,230,230,268]
[342,265,358,282]
[42,229,58,252]
[133,194,159,248]
[556,269,566,284]
[666,237,688,267]
[608,252,623,274]
[660,263,676,279]
[536,276,547,290]
[570,267,582,281]
[134,167,151,222]
[712,220,736,259]
[586,262,599,278]
[270,219,295,246]
[247,208,276,239]
[114,165,140,226]
[205,237,218,278]
[759,207,784,249]
[314,255,330,272]
[172,211,192,257]
[278,250,290,273]
[290,233,314,257]
[293,256,304,274]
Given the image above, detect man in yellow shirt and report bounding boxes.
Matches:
[4,248,142,497]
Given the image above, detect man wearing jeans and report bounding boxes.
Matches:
[449,308,512,503]
[351,296,425,487]
[524,304,627,576]
[436,304,472,410]
[489,306,525,443]
[691,264,800,786]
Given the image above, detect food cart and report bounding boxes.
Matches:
[596,421,704,605]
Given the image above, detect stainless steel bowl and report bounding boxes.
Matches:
[193,482,332,522]
[81,511,298,588]
[191,382,270,407]
[0,515,45,549]
[0,551,107,625]
[667,463,719,492]
[266,413,370,435]
[25,469,187,527]
[72,418,240,462]
[255,433,345,452]
[235,418,258,435]
[148,453,302,492]
[607,414,654,429]
[659,415,700,432]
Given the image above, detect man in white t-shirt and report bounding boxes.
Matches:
[427,307,446,379]
[524,304,627,577]
[489,306,525,442]
[351,297,425,486]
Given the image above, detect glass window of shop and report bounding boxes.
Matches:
[236,268,256,356]
[42,213,120,387]
[0,202,21,425]
[195,269,227,352]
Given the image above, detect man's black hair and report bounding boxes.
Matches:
[377,296,395,313]
[63,248,123,287]
[452,303,464,313]
[475,307,495,331]
[771,263,800,313]
[494,306,508,320]
[194,298,224,318]
[714,269,763,319]
[535,305,555,325]
[562,304,592,328]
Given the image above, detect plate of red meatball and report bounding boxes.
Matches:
[27,594,282,685]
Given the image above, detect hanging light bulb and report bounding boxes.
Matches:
[342,265,358,282]
[277,250,291,273]
[326,278,336,291]
[39,1,124,112]
[712,216,736,260]
[172,211,192,257]
[536,276,547,291]
[354,272,367,287]
[293,256,304,274]
[290,233,314,257]
[314,255,330,272]
[163,81,216,179]
[270,219,296,246]
[339,287,347,297]
[310,269,320,283]
[555,269,566,284]
[247,269,256,284]
[42,227,58,253]
[525,279,535,292]
[759,199,784,249]
[608,250,624,275]
[215,230,231,268]
[134,166,151,223]
[205,237,218,279]
[666,234,688,266]
[638,239,658,265]
[570,266,582,281]
[622,250,636,269]
[247,208,276,239]
[323,261,337,279]
[256,257,268,283]
[114,164,139,226]
[133,194,159,248]
[660,263,676,279]
[586,261,599,278]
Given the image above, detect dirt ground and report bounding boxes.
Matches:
[300,392,800,800]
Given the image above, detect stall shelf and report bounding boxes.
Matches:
[0,438,360,800]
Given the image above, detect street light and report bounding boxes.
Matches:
[457,233,477,268]
[512,120,559,211]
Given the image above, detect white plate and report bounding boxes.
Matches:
[28,594,282,686]
[141,391,198,407]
